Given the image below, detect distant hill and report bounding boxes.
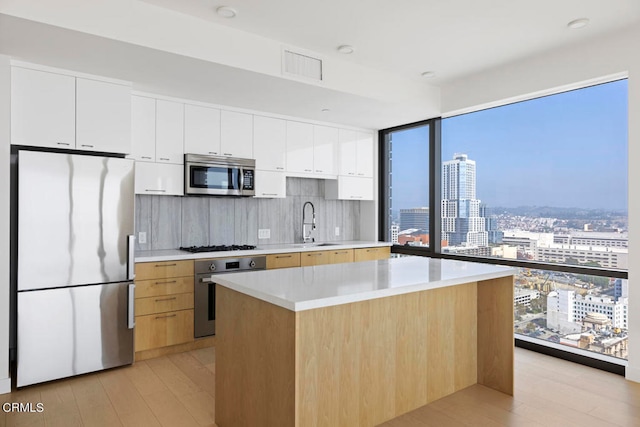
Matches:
[489,206,627,219]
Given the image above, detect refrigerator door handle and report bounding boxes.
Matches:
[128,283,136,329]
[127,235,136,280]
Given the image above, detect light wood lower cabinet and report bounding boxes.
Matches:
[266,253,301,269]
[354,246,391,262]
[134,260,195,354]
[135,292,194,316]
[327,249,354,264]
[270,246,388,268]
[134,309,194,352]
[300,250,329,266]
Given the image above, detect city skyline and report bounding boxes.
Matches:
[390,79,628,211]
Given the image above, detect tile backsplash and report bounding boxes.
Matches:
[135,178,361,250]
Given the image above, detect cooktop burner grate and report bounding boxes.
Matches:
[179,244,257,253]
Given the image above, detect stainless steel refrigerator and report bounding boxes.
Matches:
[16,150,136,387]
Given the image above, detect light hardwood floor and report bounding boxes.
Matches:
[1,347,639,427]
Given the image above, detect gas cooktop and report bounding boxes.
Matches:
[179,244,257,253]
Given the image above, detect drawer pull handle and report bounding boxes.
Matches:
[262,193,278,196]
[155,297,177,302]
[208,152,218,155]
[334,251,349,254]
[307,253,322,257]
[80,144,94,148]
[158,157,170,161]
[155,314,177,319]
[155,263,177,267]
[56,142,70,146]
[145,189,167,192]
[154,280,177,285]
[223,153,233,156]
[141,156,152,159]
[275,255,292,259]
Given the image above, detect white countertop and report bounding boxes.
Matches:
[213,256,516,311]
[134,241,392,262]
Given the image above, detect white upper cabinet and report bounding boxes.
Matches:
[76,78,131,154]
[220,110,253,158]
[11,65,132,154]
[254,170,286,198]
[184,104,221,156]
[338,129,358,176]
[339,129,374,178]
[325,176,374,200]
[253,116,286,171]
[355,131,374,178]
[134,162,184,196]
[155,100,184,164]
[11,66,76,149]
[129,96,156,162]
[313,125,338,176]
[286,121,314,174]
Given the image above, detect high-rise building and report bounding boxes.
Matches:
[441,153,488,246]
[400,207,429,232]
[390,224,399,244]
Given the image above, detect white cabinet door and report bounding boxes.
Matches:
[129,96,156,162]
[286,121,314,174]
[254,170,286,198]
[184,104,221,155]
[356,131,374,178]
[76,78,132,154]
[313,125,338,176]
[11,66,75,149]
[338,129,358,176]
[253,116,286,171]
[134,162,184,196]
[325,176,374,200]
[156,100,184,164]
[220,110,253,158]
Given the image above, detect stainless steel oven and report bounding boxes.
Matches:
[185,154,255,196]
[194,256,266,337]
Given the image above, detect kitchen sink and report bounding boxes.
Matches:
[293,242,340,248]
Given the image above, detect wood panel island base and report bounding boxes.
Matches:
[214,257,515,427]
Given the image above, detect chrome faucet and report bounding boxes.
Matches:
[302,201,316,243]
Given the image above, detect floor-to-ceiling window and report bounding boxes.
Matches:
[380,78,629,369]
[381,122,431,246]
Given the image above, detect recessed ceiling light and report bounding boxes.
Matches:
[421,71,436,79]
[567,18,589,29]
[216,6,237,18]
[337,45,355,54]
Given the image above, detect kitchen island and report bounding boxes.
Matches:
[213,256,516,427]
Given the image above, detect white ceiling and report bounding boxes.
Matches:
[1,1,639,129]
[140,0,640,83]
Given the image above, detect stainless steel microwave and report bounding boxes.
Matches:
[184,154,255,196]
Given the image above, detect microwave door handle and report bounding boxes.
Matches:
[239,167,244,193]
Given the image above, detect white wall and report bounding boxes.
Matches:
[441,24,640,382]
[0,55,11,394]
[0,0,439,117]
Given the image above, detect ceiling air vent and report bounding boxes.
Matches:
[282,48,323,82]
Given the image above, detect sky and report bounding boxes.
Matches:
[390,79,628,212]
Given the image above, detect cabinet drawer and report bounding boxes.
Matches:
[328,249,354,264]
[135,292,194,316]
[354,247,391,262]
[300,251,330,267]
[135,276,194,298]
[266,253,301,269]
[135,260,194,280]
[135,309,194,352]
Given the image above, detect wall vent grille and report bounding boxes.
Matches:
[282,49,323,81]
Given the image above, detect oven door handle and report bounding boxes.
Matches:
[200,276,215,283]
